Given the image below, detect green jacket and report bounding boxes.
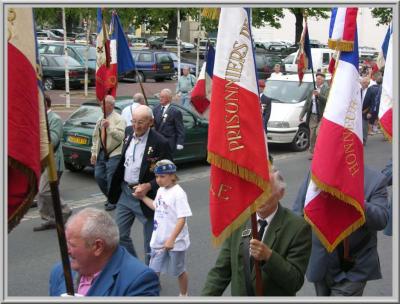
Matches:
[201,204,312,296]
[299,83,330,122]
[47,110,64,172]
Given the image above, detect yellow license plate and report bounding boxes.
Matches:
[68,135,88,145]
[162,65,170,70]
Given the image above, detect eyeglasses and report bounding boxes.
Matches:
[131,120,148,126]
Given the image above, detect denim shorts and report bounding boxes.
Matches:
[149,248,186,277]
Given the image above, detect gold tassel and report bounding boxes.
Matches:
[328,39,354,52]
[378,120,392,143]
[201,8,220,20]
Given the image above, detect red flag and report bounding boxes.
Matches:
[8,8,49,231]
[296,19,312,85]
[208,8,271,246]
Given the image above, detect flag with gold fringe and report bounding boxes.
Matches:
[328,7,358,51]
[208,7,271,246]
[8,7,49,232]
[296,17,313,85]
[304,8,365,252]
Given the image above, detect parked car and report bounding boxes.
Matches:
[127,36,150,50]
[181,41,195,52]
[48,29,76,42]
[255,52,284,80]
[263,73,331,151]
[74,33,96,45]
[284,48,334,74]
[198,38,216,58]
[149,36,167,49]
[120,50,174,82]
[40,54,95,90]
[162,39,179,52]
[36,30,63,42]
[167,52,196,79]
[62,97,209,172]
[38,42,97,70]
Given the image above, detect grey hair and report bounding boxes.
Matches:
[160,88,173,99]
[133,104,154,119]
[133,93,145,104]
[104,95,115,106]
[66,207,119,249]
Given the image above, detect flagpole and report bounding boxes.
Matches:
[196,10,201,77]
[177,9,181,81]
[43,100,75,295]
[101,8,108,155]
[62,8,71,109]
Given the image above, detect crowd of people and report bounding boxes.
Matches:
[38,60,391,297]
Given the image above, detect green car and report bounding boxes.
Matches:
[62,97,209,172]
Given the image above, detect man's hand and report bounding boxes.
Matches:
[101,119,110,128]
[249,239,272,262]
[299,116,304,122]
[176,144,184,150]
[366,113,372,119]
[164,238,175,250]
[133,183,151,198]
[313,90,320,97]
[90,155,97,165]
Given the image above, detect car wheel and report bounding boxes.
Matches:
[171,69,178,80]
[65,162,84,172]
[43,77,55,90]
[134,72,145,83]
[291,125,310,152]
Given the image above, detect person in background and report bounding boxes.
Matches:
[49,207,160,296]
[175,66,196,109]
[33,94,72,231]
[381,158,392,236]
[91,95,126,212]
[121,93,146,127]
[269,63,283,79]
[360,76,371,145]
[258,79,272,134]
[134,159,192,296]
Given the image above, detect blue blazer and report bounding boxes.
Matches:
[292,166,389,283]
[153,103,185,153]
[49,246,160,296]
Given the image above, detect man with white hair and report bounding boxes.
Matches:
[109,105,172,265]
[49,207,160,296]
[121,92,146,127]
[176,65,196,108]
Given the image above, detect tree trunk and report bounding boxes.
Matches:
[167,13,177,39]
[294,11,303,45]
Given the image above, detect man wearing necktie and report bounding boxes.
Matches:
[202,168,312,296]
[153,88,185,154]
[108,105,172,265]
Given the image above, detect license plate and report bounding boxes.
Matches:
[68,135,88,145]
[80,79,91,84]
[162,65,170,70]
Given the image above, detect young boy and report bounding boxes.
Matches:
[133,159,192,296]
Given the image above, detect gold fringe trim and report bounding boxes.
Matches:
[328,39,354,52]
[211,187,271,247]
[201,8,220,20]
[378,120,392,143]
[8,157,39,233]
[207,152,270,191]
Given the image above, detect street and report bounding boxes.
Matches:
[7,132,393,298]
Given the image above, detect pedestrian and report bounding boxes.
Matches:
[120,93,146,127]
[108,105,172,265]
[363,72,382,136]
[49,207,160,296]
[176,65,196,109]
[258,79,271,134]
[299,72,329,160]
[269,63,283,79]
[201,167,312,296]
[153,88,185,154]
[91,95,126,211]
[381,158,392,236]
[134,159,192,296]
[33,94,72,231]
[360,76,371,145]
[292,165,389,296]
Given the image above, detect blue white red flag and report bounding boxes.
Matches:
[96,8,111,101]
[378,24,393,141]
[377,24,392,69]
[191,44,215,117]
[328,7,358,51]
[208,8,270,246]
[297,17,313,84]
[8,8,49,231]
[304,13,365,252]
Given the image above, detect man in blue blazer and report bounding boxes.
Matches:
[292,166,389,296]
[49,207,160,296]
[153,88,185,154]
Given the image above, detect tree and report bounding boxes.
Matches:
[371,8,392,26]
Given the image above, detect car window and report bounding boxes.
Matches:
[52,56,81,67]
[156,53,172,64]
[138,53,152,62]
[266,56,282,65]
[168,52,178,61]
[264,80,312,103]
[40,56,49,66]
[64,105,103,127]
[73,46,97,60]
[322,53,330,65]
[283,54,295,64]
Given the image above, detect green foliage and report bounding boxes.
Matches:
[371,8,392,26]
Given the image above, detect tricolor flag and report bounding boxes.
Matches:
[96,8,111,101]
[328,7,358,52]
[304,9,365,252]
[8,8,49,231]
[296,17,313,84]
[208,8,271,246]
[378,24,393,141]
[377,25,391,69]
[191,44,215,117]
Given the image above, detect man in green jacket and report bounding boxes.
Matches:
[201,169,312,296]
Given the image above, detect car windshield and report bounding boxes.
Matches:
[48,56,81,67]
[264,80,312,103]
[73,46,96,60]
[168,52,178,61]
[64,105,103,127]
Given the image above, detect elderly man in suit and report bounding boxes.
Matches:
[201,168,312,296]
[49,207,160,296]
[109,105,172,265]
[292,166,389,296]
[299,72,330,159]
[33,94,72,231]
[153,88,185,154]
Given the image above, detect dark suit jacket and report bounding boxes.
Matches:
[363,84,380,120]
[299,83,329,124]
[49,246,160,296]
[153,103,185,153]
[292,166,389,283]
[108,127,172,218]
[201,204,312,296]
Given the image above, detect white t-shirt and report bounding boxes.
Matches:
[150,184,192,251]
[121,102,140,127]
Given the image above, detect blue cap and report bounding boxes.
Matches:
[154,159,177,174]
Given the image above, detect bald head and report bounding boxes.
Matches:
[132,105,153,136]
[159,88,173,106]
[133,93,145,105]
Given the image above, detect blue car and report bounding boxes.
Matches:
[167,52,197,80]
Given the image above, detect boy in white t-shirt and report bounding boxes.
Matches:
[133,159,192,296]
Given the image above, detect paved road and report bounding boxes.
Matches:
[8,133,393,298]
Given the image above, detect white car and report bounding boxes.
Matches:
[264,73,331,151]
